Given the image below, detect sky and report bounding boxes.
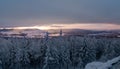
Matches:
[0,0,120,30]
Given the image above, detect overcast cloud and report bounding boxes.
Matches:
[0,0,120,27]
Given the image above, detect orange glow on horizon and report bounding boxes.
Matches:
[3,23,120,30]
[13,26,51,30]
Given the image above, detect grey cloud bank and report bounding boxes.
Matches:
[0,0,120,27]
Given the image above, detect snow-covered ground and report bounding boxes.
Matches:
[85,56,120,69]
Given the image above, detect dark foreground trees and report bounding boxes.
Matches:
[0,37,120,69]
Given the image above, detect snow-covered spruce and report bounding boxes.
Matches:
[0,37,120,69]
[85,56,120,69]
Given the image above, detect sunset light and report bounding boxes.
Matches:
[11,23,120,30]
[13,26,51,30]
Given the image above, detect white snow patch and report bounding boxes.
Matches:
[85,56,120,69]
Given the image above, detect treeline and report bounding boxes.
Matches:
[0,37,120,69]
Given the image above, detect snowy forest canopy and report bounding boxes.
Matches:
[0,37,120,69]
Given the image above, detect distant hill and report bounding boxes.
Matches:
[0,28,13,32]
